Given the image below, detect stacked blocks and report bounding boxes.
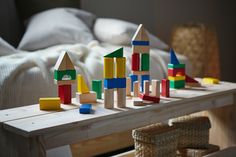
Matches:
[131,24,150,94]
[54,51,76,104]
[92,80,102,99]
[168,48,185,89]
[103,48,126,108]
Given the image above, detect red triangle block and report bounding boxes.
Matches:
[186,75,199,83]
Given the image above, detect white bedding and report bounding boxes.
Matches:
[0,40,191,109]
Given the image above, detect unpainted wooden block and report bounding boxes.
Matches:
[126,77,131,96]
[132,71,149,76]
[129,74,138,92]
[76,91,97,104]
[115,57,126,78]
[77,74,89,94]
[144,80,150,95]
[104,58,114,79]
[104,88,114,109]
[39,97,61,110]
[54,51,75,71]
[132,97,144,106]
[151,79,160,97]
[117,88,126,108]
[133,81,140,97]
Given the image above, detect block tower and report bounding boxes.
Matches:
[168,48,186,89]
[54,51,76,104]
[130,24,150,93]
[103,48,126,109]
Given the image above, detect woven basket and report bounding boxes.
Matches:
[170,116,211,149]
[170,23,220,78]
[132,123,179,157]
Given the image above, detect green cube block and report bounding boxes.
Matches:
[54,70,76,81]
[92,80,102,99]
[170,80,185,89]
[141,53,149,71]
[168,63,185,69]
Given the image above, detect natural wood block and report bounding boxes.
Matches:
[39,97,61,110]
[77,74,89,94]
[133,81,140,97]
[132,97,144,106]
[54,51,75,71]
[144,80,150,95]
[132,24,149,41]
[76,91,97,104]
[126,77,131,96]
[104,88,114,109]
[104,58,114,79]
[117,88,126,108]
[151,79,160,97]
[132,46,150,54]
[116,57,126,78]
[132,71,149,75]
[55,80,76,85]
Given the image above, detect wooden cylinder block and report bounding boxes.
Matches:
[116,57,126,78]
[104,58,114,79]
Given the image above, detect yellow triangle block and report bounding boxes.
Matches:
[77,74,89,94]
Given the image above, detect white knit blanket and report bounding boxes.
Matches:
[0,41,191,109]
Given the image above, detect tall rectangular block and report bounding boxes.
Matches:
[132,53,140,71]
[144,80,150,95]
[126,77,131,96]
[133,81,140,97]
[104,58,114,79]
[92,80,102,99]
[116,57,126,78]
[129,74,138,92]
[117,88,126,108]
[141,75,150,92]
[161,79,169,97]
[58,84,71,104]
[151,80,160,97]
[141,53,150,71]
[104,89,114,109]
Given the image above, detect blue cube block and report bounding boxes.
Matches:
[141,75,150,92]
[116,78,126,88]
[80,104,92,114]
[104,78,116,89]
[129,74,138,92]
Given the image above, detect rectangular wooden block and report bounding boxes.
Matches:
[117,88,126,108]
[77,74,89,94]
[144,80,150,95]
[170,80,185,89]
[141,53,150,71]
[39,97,61,110]
[54,70,76,81]
[129,74,138,92]
[126,77,131,96]
[131,53,140,71]
[55,80,76,85]
[133,81,140,97]
[92,80,102,99]
[104,78,126,89]
[132,97,144,106]
[168,63,185,69]
[132,71,149,76]
[161,79,169,97]
[151,79,160,97]
[141,75,150,92]
[79,104,92,114]
[116,57,126,78]
[168,68,185,77]
[168,75,186,81]
[58,84,71,104]
[104,89,114,109]
[104,58,114,79]
[76,91,97,104]
[132,41,149,46]
[138,93,160,103]
[132,46,150,54]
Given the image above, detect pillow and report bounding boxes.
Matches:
[0,37,17,56]
[18,8,96,51]
[94,18,169,50]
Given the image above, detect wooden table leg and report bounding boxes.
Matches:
[0,127,46,157]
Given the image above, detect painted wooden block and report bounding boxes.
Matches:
[168,68,185,77]
[132,53,140,71]
[104,88,114,109]
[132,41,149,46]
[144,80,150,95]
[104,58,114,79]
[126,77,131,96]
[104,78,126,89]
[151,80,160,97]
[77,74,89,94]
[76,91,97,104]
[170,48,180,65]
[185,75,201,87]
[138,93,160,103]
[104,47,123,58]
[117,88,126,108]
[170,80,185,89]
[54,70,76,81]
[132,71,149,75]
[115,57,126,78]
[168,63,185,69]
[92,80,102,99]
[202,77,219,84]
[168,76,186,81]
[58,84,71,104]
[133,81,140,97]
[161,79,169,97]
[129,74,138,92]
[141,75,150,92]
[141,53,150,71]
[79,104,92,114]
[39,97,61,110]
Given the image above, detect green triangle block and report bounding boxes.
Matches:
[104,47,123,58]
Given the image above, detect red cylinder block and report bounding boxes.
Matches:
[132,53,140,71]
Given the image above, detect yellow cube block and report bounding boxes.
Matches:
[39,97,61,110]
[116,57,126,78]
[104,58,114,79]
[77,74,89,94]
[202,77,219,84]
[168,75,186,81]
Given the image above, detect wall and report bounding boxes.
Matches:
[81,0,236,82]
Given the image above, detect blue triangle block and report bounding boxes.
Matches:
[170,48,180,65]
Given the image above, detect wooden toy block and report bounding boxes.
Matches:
[132,71,149,76]
[168,68,185,77]
[161,79,169,97]
[151,80,160,97]
[132,24,149,42]
[132,46,150,54]
[144,80,150,95]
[104,58,114,79]
[185,75,201,87]
[132,53,140,71]
[104,47,123,58]
[77,74,89,94]
[54,51,75,71]
[55,80,76,85]
[133,81,140,97]
[170,80,185,89]
[170,48,180,65]
[126,77,131,96]
[39,97,61,110]
[104,88,114,109]
[168,63,185,69]
[116,78,126,88]
[132,41,149,46]
[132,97,144,106]
[138,93,160,103]
[104,78,126,89]
[92,80,102,99]
[141,75,150,92]
[58,85,71,104]
[54,70,76,81]
[168,75,186,81]
[115,57,126,78]
[76,91,97,104]
[202,77,219,84]
[117,88,126,108]
[129,74,138,92]
[79,104,92,114]
[141,53,150,71]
